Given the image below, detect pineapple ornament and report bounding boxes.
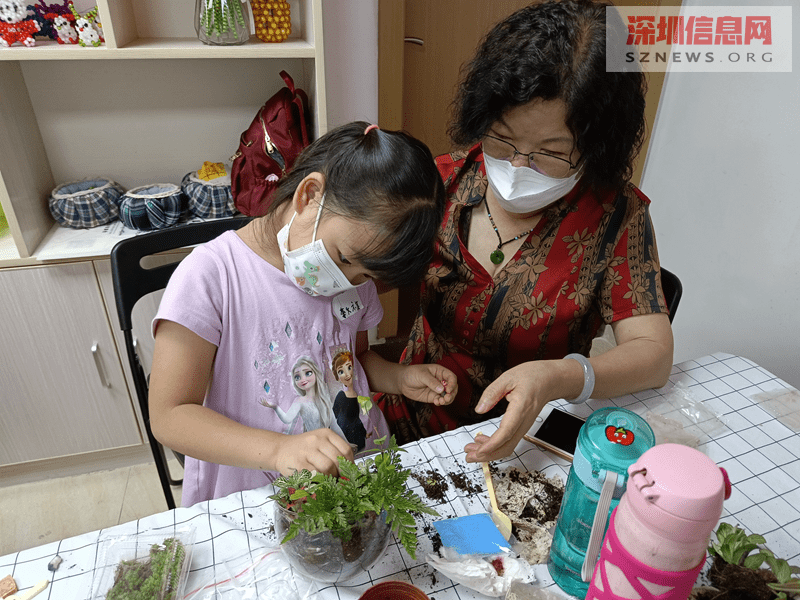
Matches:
[251,0,291,43]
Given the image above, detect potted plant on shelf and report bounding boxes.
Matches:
[691,522,800,600]
[270,436,439,583]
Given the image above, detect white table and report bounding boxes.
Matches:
[3,353,799,599]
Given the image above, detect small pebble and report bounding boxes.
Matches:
[47,556,62,572]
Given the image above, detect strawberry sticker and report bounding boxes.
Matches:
[606,425,635,446]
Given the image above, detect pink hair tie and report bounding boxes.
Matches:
[364,124,380,135]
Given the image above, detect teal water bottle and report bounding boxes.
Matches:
[548,407,655,598]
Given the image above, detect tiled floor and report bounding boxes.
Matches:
[0,458,182,557]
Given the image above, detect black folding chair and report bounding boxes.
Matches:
[110,217,251,509]
[660,267,683,323]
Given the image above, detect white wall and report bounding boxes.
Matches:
[642,0,799,388]
[322,0,379,128]
[322,1,799,389]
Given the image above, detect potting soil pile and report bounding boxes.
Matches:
[492,467,565,564]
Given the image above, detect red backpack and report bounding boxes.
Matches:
[231,71,311,216]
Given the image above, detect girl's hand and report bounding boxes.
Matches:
[399,364,457,406]
[273,428,354,477]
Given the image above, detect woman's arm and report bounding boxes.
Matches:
[464,312,673,462]
[590,312,673,397]
[149,320,353,476]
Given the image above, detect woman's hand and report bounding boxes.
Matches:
[273,428,355,477]
[464,313,673,463]
[399,364,458,406]
[464,359,577,463]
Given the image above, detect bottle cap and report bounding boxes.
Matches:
[626,443,726,538]
[573,408,656,493]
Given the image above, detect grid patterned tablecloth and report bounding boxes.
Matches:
[2,352,799,599]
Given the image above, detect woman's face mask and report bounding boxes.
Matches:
[277,194,359,297]
[483,153,581,214]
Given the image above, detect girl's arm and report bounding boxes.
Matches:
[464,312,673,462]
[356,331,457,405]
[149,320,353,476]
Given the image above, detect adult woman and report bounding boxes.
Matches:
[377,0,673,463]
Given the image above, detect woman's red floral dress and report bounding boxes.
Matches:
[377,146,668,444]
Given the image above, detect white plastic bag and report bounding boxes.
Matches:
[426,546,535,597]
[184,547,320,600]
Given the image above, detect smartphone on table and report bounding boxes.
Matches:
[523,404,586,462]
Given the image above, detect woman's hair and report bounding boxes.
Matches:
[291,356,333,428]
[267,121,445,288]
[449,0,645,192]
[331,350,354,382]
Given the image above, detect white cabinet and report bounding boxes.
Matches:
[0,0,326,263]
[0,0,327,470]
[0,262,142,464]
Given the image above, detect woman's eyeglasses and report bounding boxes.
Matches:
[482,134,579,179]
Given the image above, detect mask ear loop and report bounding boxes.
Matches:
[311,192,326,242]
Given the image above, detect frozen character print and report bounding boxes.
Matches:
[331,350,368,452]
[260,356,348,440]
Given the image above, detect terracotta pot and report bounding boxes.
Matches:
[274,504,392,583]
[358,581,431,600]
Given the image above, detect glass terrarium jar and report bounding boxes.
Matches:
[195,0,250,46]
[273,503,391,583]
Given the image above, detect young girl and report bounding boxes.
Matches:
[149,122,457,506]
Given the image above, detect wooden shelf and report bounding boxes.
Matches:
[0,230,20,263]
[0,37,315,61]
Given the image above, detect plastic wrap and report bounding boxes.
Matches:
[646,381,728,447]
[184,547,320,600]
[89,527,195,600]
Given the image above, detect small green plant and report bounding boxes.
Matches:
[107,538,186,600]
[270,436,439,559]
[709,522,800,599]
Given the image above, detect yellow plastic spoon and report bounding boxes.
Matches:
[477,431,513,541]
[7,579,48,600]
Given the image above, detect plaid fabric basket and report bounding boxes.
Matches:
[119,184,186,231]
[49,178,124,229]
[181,171,237,219]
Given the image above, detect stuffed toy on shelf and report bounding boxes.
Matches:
[28,0,77,43]
[50,12,77,43]
[28,0,71,41]
[67,0,102,47]
[0,0,40,47]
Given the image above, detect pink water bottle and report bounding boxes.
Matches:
[586,443,732,600]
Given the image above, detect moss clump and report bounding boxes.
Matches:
[106,538,186,600]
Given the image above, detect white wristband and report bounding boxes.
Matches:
[564,353,595,404]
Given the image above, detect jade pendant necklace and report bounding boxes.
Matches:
[485,202,537,265]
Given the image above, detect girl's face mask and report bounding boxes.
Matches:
[277,194,359,297]
[483,153,581,214]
